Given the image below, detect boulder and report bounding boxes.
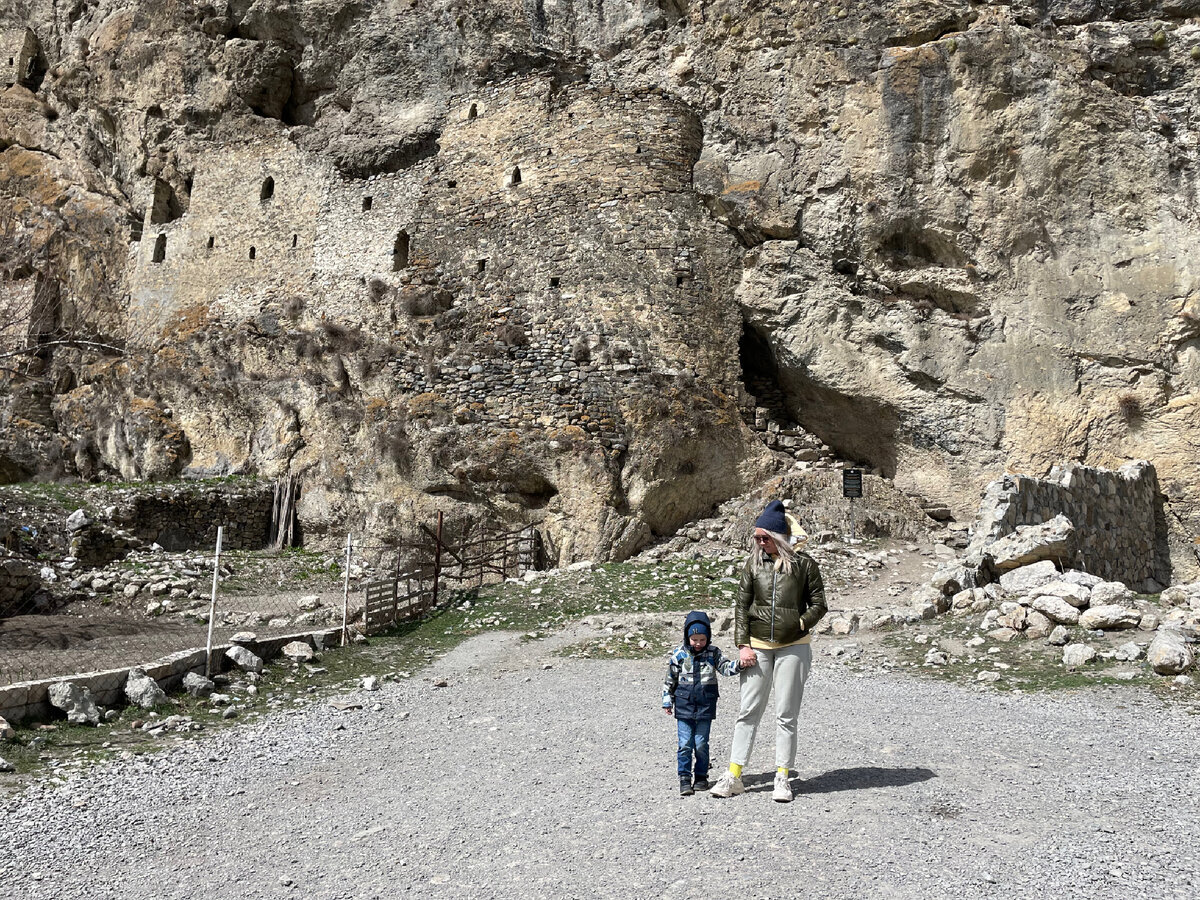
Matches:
[125,668,169,709]
[0,715,14,741]
[1047,625,1071,646]
[996,606,1028,631]
[1114,642,1144,662]
[1089,581,1134,607]
[1028,581,1091,609]
[65,508,92,532]
[1078,604,1141,631]
[282,640,316,662]
[225,644,264,674]
[182,672,215,699]
[1024,609,1054,640]
[999,560,1061,595]
[1062,644,1097,668]
[1031,595,1081,626]
[923,648,949,666]
[48,682,101,725]
[910,583,950,612]
[1061,570,1103,589]
[989,515,1074,573]
[1147,629,1194,675]
[297,595,323,611]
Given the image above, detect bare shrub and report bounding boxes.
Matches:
[1117,392,1143,421]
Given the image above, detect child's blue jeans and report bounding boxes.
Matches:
[677,718,712,780]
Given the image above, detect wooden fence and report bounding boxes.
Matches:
[360,514,544,636]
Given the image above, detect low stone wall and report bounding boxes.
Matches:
[968,460,1170,589]
[0,627,341,724]
[0,555,39,618]
[98,481,275,551]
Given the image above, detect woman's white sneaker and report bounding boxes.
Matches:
[772,771,793,803]
[709,771,745,798]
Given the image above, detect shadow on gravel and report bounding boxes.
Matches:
[791,766,937,794]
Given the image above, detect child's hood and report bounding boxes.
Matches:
[682,610,712,645]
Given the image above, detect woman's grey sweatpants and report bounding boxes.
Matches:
[729,643,813,770]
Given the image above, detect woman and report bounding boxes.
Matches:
[710,499,827,802]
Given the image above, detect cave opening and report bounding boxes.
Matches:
[738,320,899,477]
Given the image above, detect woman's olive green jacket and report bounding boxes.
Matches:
[735,553,828,647]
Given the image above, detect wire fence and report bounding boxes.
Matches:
[0,512,545,689]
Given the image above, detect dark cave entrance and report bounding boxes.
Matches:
[738,320,899,478]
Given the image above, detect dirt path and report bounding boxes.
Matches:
[3,624,1199,900]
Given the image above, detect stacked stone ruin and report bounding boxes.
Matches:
[967,461,1169,589]
[126,78,741,463]
[0,28,37,89]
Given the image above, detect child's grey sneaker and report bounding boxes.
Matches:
[680,778,694,796]
[693,777,710,792]
[709,771,744,798]
[772,770,793,803]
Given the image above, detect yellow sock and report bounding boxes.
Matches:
[777,766,789,777]
[729,763,743,778]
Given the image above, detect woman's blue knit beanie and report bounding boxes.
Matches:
[754,500,788,535]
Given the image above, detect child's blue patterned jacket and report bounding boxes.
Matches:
[661,610,740,720]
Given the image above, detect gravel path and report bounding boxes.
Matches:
[3,629,1199,900]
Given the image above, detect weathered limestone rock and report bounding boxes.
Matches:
[1048,625,1071,646]
[1031,595,1082,626]
[999,562,1062,596]
[282,640,316,662]
[124,668,169,709]
[5,3,1200,575]
[182,672,215,699]
[1062,644,1097,668]
[1029,581,1091,609]
[225,645,264,674]
[1089,582,1135,607]
[988,515,1075,573]
[1078,605,1141,631]
[1024,610,1053,640]
[1147,630,1195,676]
[1114,642,1144,662]
[48,682,100,725]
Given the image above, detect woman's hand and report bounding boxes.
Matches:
[663,706,673,715]
[738,646,757,668]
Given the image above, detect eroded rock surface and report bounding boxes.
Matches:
[1,3,1198,574]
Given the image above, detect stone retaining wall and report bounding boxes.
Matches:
[968,460,1170,588]
[98,481,276,551]
[0,627,341,724]
[0,555,39,618]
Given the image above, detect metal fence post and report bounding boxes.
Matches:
[204,526,224,677]
[340,533,352,646]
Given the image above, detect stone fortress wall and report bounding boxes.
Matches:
[1,28,38,89]
[128,78,746,461]
[968,461,1170,589]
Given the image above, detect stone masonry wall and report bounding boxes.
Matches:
[127,78,745,461]
[95,482,275,552]
[968,460,1170,588]
[0,28,38,89]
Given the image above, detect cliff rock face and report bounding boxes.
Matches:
[1,1,1198,576]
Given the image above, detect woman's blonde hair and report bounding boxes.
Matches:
[749,528,797,575]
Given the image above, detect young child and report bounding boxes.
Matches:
[661,610,740,796]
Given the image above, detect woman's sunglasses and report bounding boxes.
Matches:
[754,535,774,545]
